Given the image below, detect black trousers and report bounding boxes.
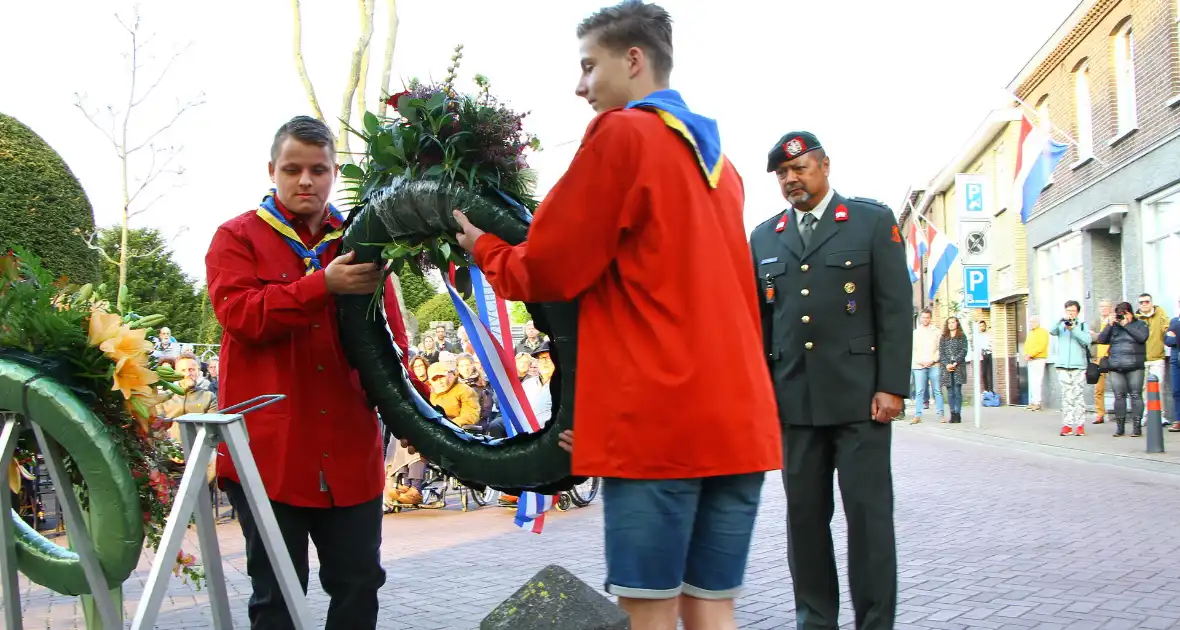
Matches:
[980,352,994,392]
[224,481,386,630]
[782,421,896,630]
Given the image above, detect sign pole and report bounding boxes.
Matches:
[973,319,982,428]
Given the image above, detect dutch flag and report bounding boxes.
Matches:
[444,266,556,533]
[1012,115,1070,223]
[923,222,959,301]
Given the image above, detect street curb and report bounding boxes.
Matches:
[905,424,1180,476]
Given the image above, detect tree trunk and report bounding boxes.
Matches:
[375,0,400,118]
[291,0,325,122]
[355,2,372,123]
[337,0,375,159]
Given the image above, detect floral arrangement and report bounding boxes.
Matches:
[0,247,203,586]
[342,43,542,277]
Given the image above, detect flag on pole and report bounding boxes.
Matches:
[1012,115,1070,223]
[905,219,924,284]
[923,222,959,301]
[444,269,555,533]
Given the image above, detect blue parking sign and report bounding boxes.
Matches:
[965,182,984,212]
[964,266,989,308]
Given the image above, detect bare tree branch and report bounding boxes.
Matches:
[128,226,189,260]
[125,95,204,155]
[338,0,376,158]
[130,44,190,108]
[375,0,400,118]
[76,229,119,266]
[291,0,325,121]
[72,94,120,149]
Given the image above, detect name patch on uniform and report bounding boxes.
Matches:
[759,257,779,264]
[834,205,849,222]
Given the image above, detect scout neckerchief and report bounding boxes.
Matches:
[255,189,345,275]
[625,89,725,188]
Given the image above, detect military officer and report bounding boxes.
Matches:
[749,131,912,630]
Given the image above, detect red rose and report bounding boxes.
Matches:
[386,90,411,108]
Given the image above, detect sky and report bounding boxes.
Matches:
[0,0,1081,283]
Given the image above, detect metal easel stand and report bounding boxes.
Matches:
[0,411,123,630]
[129,394,314,630]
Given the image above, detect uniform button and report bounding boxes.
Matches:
[801,316,811,323]
[317,364,324,371]
[322,452,329,458]
[320,409,327,415]
[805,342,814,350]
[281,273,288,278]
[801,264,810,272]
[844,260,852,267]
[801,289,810,296]
[871,346,876,352]
[222,297,227,301]
[313,323,321,329]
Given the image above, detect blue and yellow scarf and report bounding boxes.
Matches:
[626,89,725,188]
[255,189,345,275]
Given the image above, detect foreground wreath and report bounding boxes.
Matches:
[0,248,203,594]
[336,55,583,494]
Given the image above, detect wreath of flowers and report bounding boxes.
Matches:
[342,44,541,279]
[0,247,203,586]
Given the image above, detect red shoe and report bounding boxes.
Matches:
[1060,426,1074,436]
[1075,426,1085,436]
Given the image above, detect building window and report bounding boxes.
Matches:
[1036,233,1084,359]
[1073,61,1094,158]
[1112,21,1137,134]
[1144,186,1180,319]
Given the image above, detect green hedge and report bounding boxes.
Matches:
[414,291,477,333]
[0,113,100,284]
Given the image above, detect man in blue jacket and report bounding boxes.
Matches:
[1166,304,1180,432]
[1049,300,1093,436]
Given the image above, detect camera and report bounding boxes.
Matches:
[1061,318,1076,327]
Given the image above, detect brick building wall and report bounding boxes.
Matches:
[1017,0,1180,221]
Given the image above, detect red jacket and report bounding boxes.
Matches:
[474,107,782,479]
[206,206,384,508]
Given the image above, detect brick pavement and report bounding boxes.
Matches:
[8,428,1180,629]
[909,404,1180,475]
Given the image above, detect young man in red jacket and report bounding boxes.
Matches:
[453,2,781,628]
[206,116,386,629]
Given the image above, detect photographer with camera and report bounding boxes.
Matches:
[1096,302,1149,437]
[1049,300,1093,436]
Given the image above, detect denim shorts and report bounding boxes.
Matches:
[602,473,765,600]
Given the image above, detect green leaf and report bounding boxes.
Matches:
[340,163,364,180]
[426,91,447,111]
[363,111,380,137]
[424,164,446,178]
[438,242,452,261]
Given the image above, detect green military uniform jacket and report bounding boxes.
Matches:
[749,192,913,426]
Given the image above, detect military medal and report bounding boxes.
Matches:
[846,300,857,314]
[764,275,776,304]
[844,282,855,294]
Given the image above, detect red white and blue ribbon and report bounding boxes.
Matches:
[443,265,555,533]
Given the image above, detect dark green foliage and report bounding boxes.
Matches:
[397,269,437,312]
[414,291,475,333]
[97,227,202,341]
[195,285,223,346]
[0,113,101,284]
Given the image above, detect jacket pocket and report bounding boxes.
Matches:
[826,250,870,269]
[257,267,298,286]
[849,334,877,355]
[758,262,787,278]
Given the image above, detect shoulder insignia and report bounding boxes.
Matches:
[890,224,902,243]
[754,211,787,233]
